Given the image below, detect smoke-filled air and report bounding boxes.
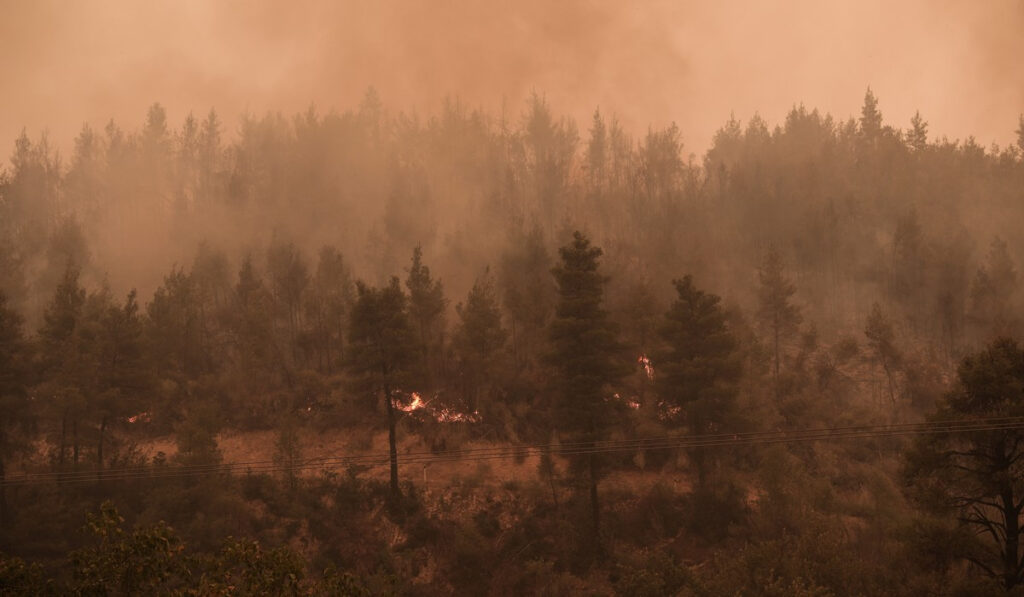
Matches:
[3,1,1024,594]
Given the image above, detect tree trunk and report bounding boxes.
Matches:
[0,456,7,527]
[1003,486,1021,590]
[97,416,108,476]
[72,419,79,469]
[588,450,600,543]
[385,384,399,498]
[882,360,897,410]
[510,319,519,371]
[58,412,67,467]
[773,321,781,396]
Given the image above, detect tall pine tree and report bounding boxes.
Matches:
[347,278,415,498]
[757,247,802,390]
[547,231,627,545]
[655,275,742,485]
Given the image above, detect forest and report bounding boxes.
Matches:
[2,88,1024,595]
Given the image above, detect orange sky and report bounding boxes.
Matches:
[1,0,1022,158]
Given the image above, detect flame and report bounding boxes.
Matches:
[394,391,426,413]
[657,402,682,422]
[126,411,151,424]
[608,393,642,410]
[393,391,480,422]
[435,408,482,423]
[638,354,654,380]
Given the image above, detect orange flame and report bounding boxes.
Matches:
[126,411,151,424]
[394,391,480,422]
[638,354,654,380]
[394,391,426,413]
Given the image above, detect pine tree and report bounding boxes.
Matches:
[908,111,928,152]
[347,278,415,498]
[0,292,31,525]
[146,267,202,381]
[971,237,1019,339]
[905,338,1024,590]
[756,247,802,388]
[306,246,354,373]
[452,270,507,410]
[95,290,149,471]
[864,303,902,409]
[226,256,281,419]
[859,87,883,140]
[547,231,627,545]
[1016,114,1024,154]
[405,246,447,387]
[37,263,88,468]
[655,276,742,485]
[585,109,607,190]
[499,225,555,371]
[266,240,310,362]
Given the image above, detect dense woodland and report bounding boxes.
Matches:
[2,89,1024,594]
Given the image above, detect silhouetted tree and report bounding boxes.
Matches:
[452,270,507,410]
[547,231,627,545]
[267,240,310,361]
[970,237,1019,340]
[499,225,555,371]
[757,247,802,389]
[655,276,742,485]
[94,290,149,471]
[859,87,883,141]
[306,246,354,373]
[0,292,31,525]
[907,111,928,152]
[905,338,1024,590]
[864,302,902,409]
[405,246,447,388]
[37,263,88,468]
[347,278,415,497]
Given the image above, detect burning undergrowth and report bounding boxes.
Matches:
[392,391,481,424]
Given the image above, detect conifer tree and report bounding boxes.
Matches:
[452,270,507,410]
[905,338,1024,590]
[0,292,30,525]
[95,290,149,470]
[347,278,415,498]
[971,237,1019,339]
[499,225,555,371]
[908,111,928,152]
[859,87,883,140]
[405,246,447,387]
[1016,114,1024,154]
[756,247,802,388]
[655,276,742,484]
[864,302,902,409]
[38,263,88,468]
[547,231,627,544]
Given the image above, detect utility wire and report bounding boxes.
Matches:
[4,417,1024,487]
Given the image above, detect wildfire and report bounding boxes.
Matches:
[435,408,482,423]
[395,391,426,413]
[657,402,682,422]
[393,391,480,423]
[609,393,642,410]
[126,411,151,424]
[638,354,654,380]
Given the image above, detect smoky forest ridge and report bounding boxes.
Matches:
[2,89,1024,595]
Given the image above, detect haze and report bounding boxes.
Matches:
[3,0,1023,154]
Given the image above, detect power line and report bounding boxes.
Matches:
[4,417,1024,487]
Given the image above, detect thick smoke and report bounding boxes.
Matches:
[2,0,1022,155]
